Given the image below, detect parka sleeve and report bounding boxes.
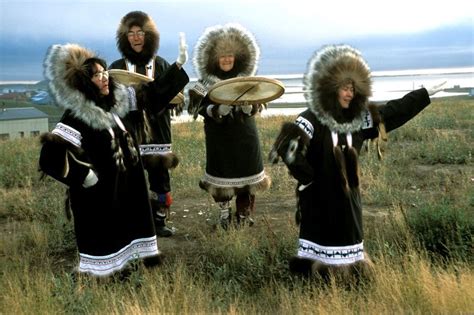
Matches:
[186,81,207,120]
[139,63,190,114]
[39,122,93,188]
[378,88,431,132]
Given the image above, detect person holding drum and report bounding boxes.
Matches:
[187,23,272,229]
[110,11,189,237]
[268,44,446,281]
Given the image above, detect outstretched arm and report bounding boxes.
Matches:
[378,88,431,132]
[141,63,190,115]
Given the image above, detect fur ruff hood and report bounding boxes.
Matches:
[303,44,372,134]
[43,44,131,131]
[192,23,260,87]
[116,11,159,65]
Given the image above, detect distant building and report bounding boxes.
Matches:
[30,90,51,105]
[0,92,29,101]
[0,107,49,140]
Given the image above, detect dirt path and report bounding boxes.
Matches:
[156,192,298,261]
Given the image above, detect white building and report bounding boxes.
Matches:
[0,107,49,140]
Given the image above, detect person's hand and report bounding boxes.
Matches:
[176,32,188,66]
[217,104,232,116]
[241,104,252,115]
[426,80,447,96]
[82,169,98,188]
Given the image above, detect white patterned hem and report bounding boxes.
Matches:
[203,171,266,187]
[78,236,159,276]
[297,239,364,266]
[139,144,172,155]
[52,123,82,147]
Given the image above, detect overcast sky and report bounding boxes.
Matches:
[0,0,473,80]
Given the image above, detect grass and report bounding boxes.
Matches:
[1,96,473,314]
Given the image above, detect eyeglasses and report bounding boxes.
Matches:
[93,70,109,81]
[127,30,145,38]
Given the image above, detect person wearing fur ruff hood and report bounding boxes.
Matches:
[187,23,271,229]
[269,44,444,279]
[110,11,189,237]
[39,43,188,277]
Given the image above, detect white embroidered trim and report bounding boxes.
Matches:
[78,236,159,276]
[203,171,266,187]
[297,238,364,265]
[361,109,373,129]
[139,144,172,155]
[193,81,208,96]
[52,123,82,147]
[295,116,314,139]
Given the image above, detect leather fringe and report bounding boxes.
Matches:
[333,146,350,197]
[345,146,360,188]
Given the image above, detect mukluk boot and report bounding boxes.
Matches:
[150,192,174,237]
[217,201,232,230]
[235,193,255,228]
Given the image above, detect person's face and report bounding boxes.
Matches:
[127,25,145,53]
[218,54,235,72]
[337,83,354,109]
[91,64,109,96]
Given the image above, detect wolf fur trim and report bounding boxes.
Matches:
[304,44,372,134]
[44,44,131,131]
[186,87,206,120]
[365,103,388,160]
[116,11,159,65]
[345,146,359,188]
[142,153,179,170]
[333,146,350,196]
[192,23,260,87]
[199,175,271,201]
[44,44,138,172]
[289,255,374,280]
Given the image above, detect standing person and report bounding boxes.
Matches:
[110,11,188,237]
[187,23,271,229]
[269,44,445,280]
[39,43,188,278]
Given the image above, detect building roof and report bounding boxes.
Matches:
[0,107,48,121]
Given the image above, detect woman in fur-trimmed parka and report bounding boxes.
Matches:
[269,44,435,279]
[187,23,271,229]
[110,11,189,237]
[39,43,187,277]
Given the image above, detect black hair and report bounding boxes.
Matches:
[75,57,117,111]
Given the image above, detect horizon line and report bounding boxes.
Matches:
[1,66,473,85]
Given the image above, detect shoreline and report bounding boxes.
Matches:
[1,66,473,86]
[171,93,471,124]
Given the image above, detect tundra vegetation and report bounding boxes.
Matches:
[1,96,473,314]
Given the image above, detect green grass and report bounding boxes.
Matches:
[1,96,473,314]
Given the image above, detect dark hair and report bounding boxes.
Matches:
[317,84,364,124]
[75,57,116,110]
